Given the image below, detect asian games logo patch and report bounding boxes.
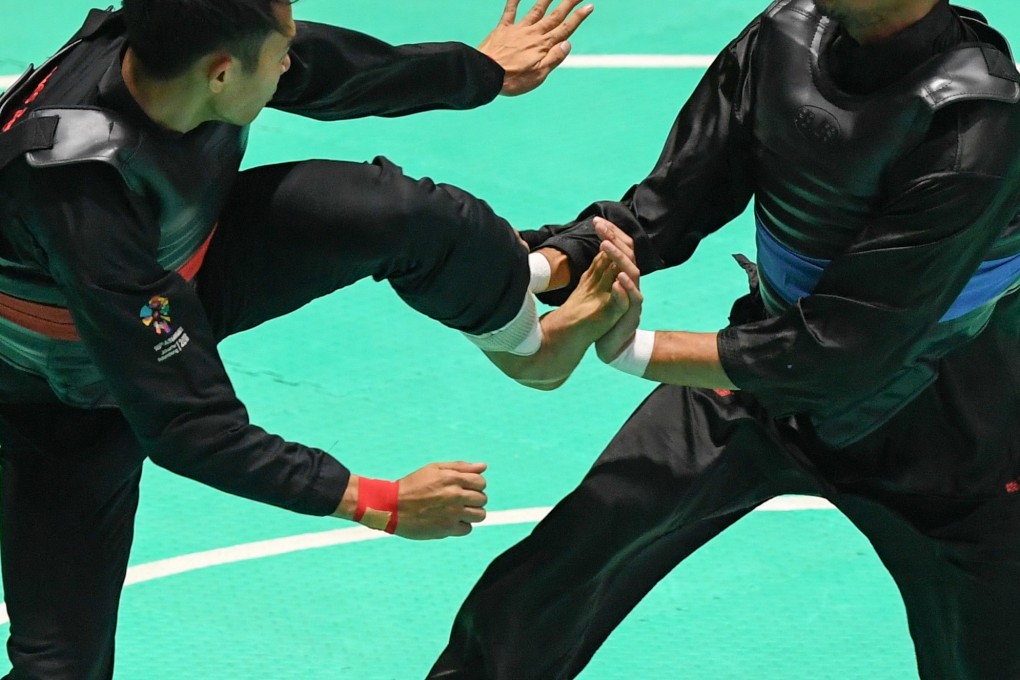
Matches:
[140,296,173,334]
[140,295,191,362]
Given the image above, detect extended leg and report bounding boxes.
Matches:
[839,492,1020,680]
[198,157,529,339]
[429,386,819,679]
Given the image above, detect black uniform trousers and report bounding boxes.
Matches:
[429,293,1020,680]
[0,157,523,680]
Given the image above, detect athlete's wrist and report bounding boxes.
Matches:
[332,474,359,520]
[533,248,571,291]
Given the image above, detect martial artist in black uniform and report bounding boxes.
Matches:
[0,0,610,677]
[429,1,1020,678]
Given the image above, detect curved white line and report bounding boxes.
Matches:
[0,497,832,626]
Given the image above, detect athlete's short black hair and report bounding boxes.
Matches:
[121,0,295,80]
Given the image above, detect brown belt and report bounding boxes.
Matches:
[0,225,216,342]
[0,293,77,340]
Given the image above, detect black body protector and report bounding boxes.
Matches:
[744,0,1020,445]
[754,3,1019,257]
[0,10,245,406]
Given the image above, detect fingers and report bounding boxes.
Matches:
[594,217,635,259]
[439,461,487,474]
[460,489,488,507]
[601,240,640,287]
[538,40,573,72]
[437,461,488,495]
[596,217,640,290]
[460,505,488,522]
[618,272,644,306]
[448,498,488,538]
[610,278,630,313]
[584,249,612,280]
[457,472,487,493]
[499,0,522,25]
[394,462,493,540]
[591,251,621,291]
[542,0,588,26]
[521,0,555,25]
[546,2,594,43]
[538,1,593,72]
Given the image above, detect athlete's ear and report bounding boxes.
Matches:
[206,53,234,94]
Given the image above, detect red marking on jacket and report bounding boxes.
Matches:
[2,67,58,132]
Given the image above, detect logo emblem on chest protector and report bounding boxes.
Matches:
[794,106,841,146]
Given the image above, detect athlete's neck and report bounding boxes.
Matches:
[121,48,209,134]
[826,0,942,45]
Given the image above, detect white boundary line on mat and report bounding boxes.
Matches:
[0,496,833,625]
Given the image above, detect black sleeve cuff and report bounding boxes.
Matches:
[469,47,505,104]
[297,453,352,517]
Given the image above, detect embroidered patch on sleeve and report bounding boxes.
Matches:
[140,296,190,362]
[140,296,172,334]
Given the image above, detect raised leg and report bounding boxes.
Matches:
[198,157,528,339]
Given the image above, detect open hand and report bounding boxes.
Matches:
[593,217,644,363]
[479,0,595,96]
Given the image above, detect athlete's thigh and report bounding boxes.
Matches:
[934,496,1020,679]
[838,493,1020,680]
[0,403,145,678]
[430,385,819,680]
[198,159,387,338]
[589,384,821,520]
[198,156,512,339]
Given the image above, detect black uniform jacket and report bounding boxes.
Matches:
[526,0,1020,450]
[0,11,507,515]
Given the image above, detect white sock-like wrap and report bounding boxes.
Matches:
[463,292,543,356]
[606,330,656,377]
[528,252,552,293]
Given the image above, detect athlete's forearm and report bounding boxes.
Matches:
[533,247,572,292]
[640,331,737,390]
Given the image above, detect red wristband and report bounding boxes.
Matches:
[353,477,399,534]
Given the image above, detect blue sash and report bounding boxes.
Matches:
[755,214,1020,322]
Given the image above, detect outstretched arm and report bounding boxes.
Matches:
[271,0,593,119]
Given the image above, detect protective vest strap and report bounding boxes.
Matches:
[0,116,58,170]
[0,8,122,165]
